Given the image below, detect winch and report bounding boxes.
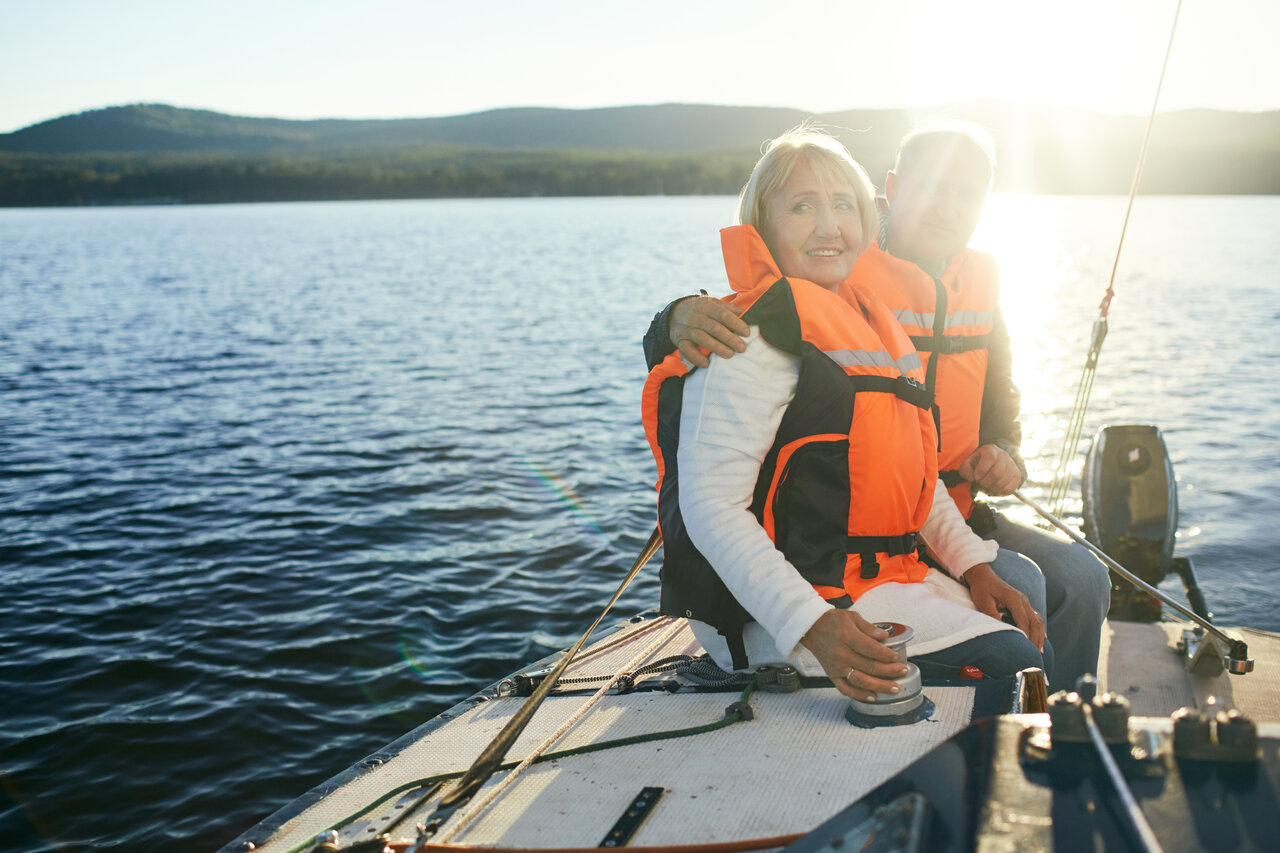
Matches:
[844,622,935,727]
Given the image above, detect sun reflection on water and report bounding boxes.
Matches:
[967,193,1120,522]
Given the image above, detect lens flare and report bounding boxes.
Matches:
[518,454,607,539]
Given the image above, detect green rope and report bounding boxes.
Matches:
[281,683,758,852]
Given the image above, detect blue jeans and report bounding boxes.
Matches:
[985,510,1110,692]
[912,629,1047,680]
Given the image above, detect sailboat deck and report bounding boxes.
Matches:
[1099,619,1280,721]
[225,614,1280,852]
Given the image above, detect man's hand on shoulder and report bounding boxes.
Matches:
[958,444,1023,496]
[670,296,750,369]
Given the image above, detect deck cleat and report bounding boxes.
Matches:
[1172,706,1214,757]
[1047,690,1088,745]
[1173,701,1261,763]
[310,831,339,851]
[1091,692,1132,744]
[1214,709,1261,759]
[755,664,802,693]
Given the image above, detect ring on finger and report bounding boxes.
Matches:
[846,668,857,683]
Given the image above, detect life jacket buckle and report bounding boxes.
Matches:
[860,553,880,580]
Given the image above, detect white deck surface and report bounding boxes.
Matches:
[243,615,1280,851]
[1099,620,1280,721]
[253,618,982,850]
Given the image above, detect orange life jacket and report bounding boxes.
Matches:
[853,245,1000,518]
[641,226,938,668]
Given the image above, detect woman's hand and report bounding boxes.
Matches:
[799,609,908,701]
[963,563,1046,650]
[669,296,751,368]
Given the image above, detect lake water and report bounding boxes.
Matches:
[1,195,1277,850]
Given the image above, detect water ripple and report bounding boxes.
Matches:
[1,196,1276,850]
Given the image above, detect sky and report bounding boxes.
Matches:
[2,0,1277,134]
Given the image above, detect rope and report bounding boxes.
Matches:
[1044,0,1184,520]
[680,656,755,688]
[282,681,758,853]
[420,528,663,839]
[565,613,681,668]
[433,617,688,843]
[556,654,696,686]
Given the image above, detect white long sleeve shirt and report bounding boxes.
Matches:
[677,328,1018,672]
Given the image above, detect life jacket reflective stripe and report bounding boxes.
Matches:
[853,245,999,518]
[642,225,938,667]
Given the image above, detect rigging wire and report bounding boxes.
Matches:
[1044,0,1184,520]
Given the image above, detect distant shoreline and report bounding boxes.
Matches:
[4,149,1277,208]
[4,102,1278,205]
[6,190,1278,211]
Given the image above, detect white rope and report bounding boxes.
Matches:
[435,616,684,843]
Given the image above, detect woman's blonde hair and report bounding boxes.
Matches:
[735,123,879,257]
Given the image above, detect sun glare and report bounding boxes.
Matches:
[969,195,1083,482]
[968,189,1143,526]
[893,2,1181,115]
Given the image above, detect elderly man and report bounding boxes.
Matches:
[643,122,1110,692]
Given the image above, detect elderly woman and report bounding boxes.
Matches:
[642,126,1045,701]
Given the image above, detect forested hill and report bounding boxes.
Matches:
[2,102,1277,206]
[0,103,825,155]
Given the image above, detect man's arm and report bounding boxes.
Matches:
[642,295,750,370]
[976,307,1028,482]
[642,297,692,370]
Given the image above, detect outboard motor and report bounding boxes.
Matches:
[1081,424,1208,621]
